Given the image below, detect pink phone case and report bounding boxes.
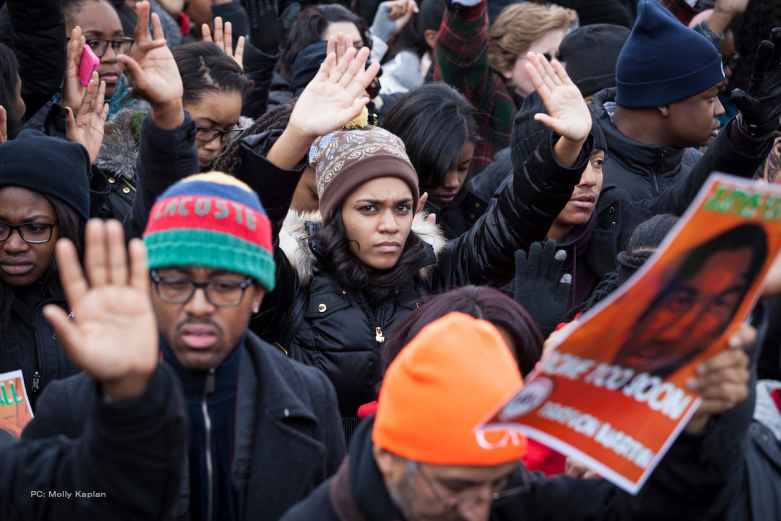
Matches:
[77,44,100,87]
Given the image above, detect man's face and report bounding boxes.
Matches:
[375,446,518,521]
[663,84,725,148]
[551,150,604,231]
[151,266,264,370]
[615,247,753,375]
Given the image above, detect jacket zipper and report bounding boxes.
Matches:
[202,368,216,521]
[32,304,45,397]
[653,150,665,196]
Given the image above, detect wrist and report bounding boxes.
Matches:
[151,99,185,130]
[101,369,154,401]
[267,126,317,170]
[553,135,587,168]
[683,412,709,435]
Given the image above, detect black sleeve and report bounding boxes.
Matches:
[637,118,774,216]
[435,133,592,289]
[0,364,187,520]
[21,375,89,441]
[123,111,199,241]
[241,42,281,119]
[5,0,67,120]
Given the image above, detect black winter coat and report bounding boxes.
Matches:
[1,287,79,411]
[592,88,703,201]
[1,364,187,520]
[249,133,595,418]
[424,184,488,240]
[281,411,744,521]
[23,331,345,521]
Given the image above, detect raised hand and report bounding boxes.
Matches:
[66,72,110,165]
[683,323,754,434]
[327,32,355,66]
[525,52,591,144]
[61,26,88,113]
[202,17,245,71]
[732,28,781,141]
[289,42,380,138]
[118,1,183,110]
[42,220,158,401]
[514,241,571,339]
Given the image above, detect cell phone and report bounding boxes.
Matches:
[77,44,101,88]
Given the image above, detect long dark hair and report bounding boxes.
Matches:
[0,194,85,341]
[383,83,478,191]
[0,44,22,140]
[316,207,430,302]
[381,286,543,385]
[173,41,252,106]
[276,5,371,81]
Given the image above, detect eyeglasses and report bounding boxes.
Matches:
[195,122,244,143]
[151,270,253,307]
[414,460,530,513]
[84,37,135,58]
[0,221,58,243]
[723,52,739,70]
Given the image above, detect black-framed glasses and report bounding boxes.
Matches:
[83,37,134,58]
[195,122,244,143]
[0,221,58,244]
[151,270,253,307]
[723,52,739,70]
[414,460,530,512]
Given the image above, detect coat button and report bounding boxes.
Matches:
[342,290,346,295]
[610,222,616,228]
[108,177,116,184]
[470,213,475,218]
[475,202,480,207]
[318,303,327,313]
[609,207,615,214]
[122,187,131,194]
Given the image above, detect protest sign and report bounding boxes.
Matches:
[476,174,781,494]
[0,370,33,441]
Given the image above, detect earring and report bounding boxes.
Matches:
[253,307,259,313]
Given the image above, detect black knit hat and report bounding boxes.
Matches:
[559,24,631,98]
[510,91,607,175]
[0,130,91,220]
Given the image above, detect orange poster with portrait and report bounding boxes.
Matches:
[0,370,33,441]
[477,174,781,494]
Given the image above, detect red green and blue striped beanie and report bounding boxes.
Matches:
[143,172,275,291]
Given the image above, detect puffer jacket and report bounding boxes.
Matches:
[1,285,79,412]
[250,132,595,420]
[591,88,703,201]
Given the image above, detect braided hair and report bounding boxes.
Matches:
[732,1,781,92]
[215,99,296,174]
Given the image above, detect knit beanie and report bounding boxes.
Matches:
[559,24,631,98]
[0,129,91,220]
[308,126,419,223]
[511,91,607,175]
[143,172,276,291]
[615,0,724,108]
[374,312,527,465]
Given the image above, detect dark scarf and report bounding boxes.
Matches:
[556,211,598,311]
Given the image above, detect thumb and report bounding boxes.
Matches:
[730,89,756,113]
[117,54,145,85]
[515,248,529,279]
[43,305,85,367]
[65,107,76,141]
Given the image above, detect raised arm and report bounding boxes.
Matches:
[436,54,592,289]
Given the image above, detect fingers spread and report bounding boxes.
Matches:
[85,219,109,288]
[201,23,213,43]
[106,220,128,285]
[56,238,89,304]
[135,1,152,42]
[128,238,150,294]
[151,12,165,41]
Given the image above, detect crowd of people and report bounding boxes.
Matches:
[1,0,781,518]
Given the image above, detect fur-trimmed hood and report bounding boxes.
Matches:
[279,209,447,287]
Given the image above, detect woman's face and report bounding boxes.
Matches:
[503,29,564,98]
[66,1,126,99]
[425,142,474,209]
[184,90,243,170]
[321,22,364,47]
[341,177,414,271]
[0,187,59,287]
[291,166,320,214]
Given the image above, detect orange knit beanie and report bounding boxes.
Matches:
[373,312,527,465]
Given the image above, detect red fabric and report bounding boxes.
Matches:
[357,401,378,420]
[522,439,566,476]
[178,13,190,35]
[772,389,781,414]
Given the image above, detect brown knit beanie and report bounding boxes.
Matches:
[308,126,420,223]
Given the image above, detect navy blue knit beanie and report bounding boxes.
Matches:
[0,130,91,220]
[615,0,724,108]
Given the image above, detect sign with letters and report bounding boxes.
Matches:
[477,174,781,494]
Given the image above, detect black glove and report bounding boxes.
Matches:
[514,241,571,339]
[242,0,300,54]
[732,27,781,141]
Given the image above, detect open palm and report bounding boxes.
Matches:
[118,1,183,107]
[66,72,109,165]
[525,53,591,143]
[289,44,380,137]
[44,221,158,389]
